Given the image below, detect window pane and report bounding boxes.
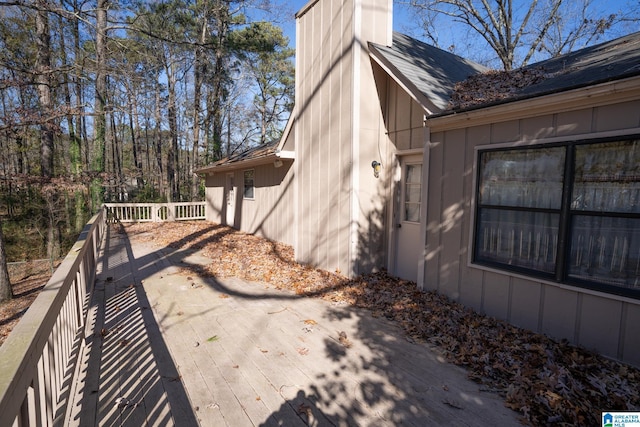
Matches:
[405,184,421,204]
[244,170,254,199]
[404,164,421,222]
[479,147,565,209]
[475,208,559,273]
[572,140,640,213]
[405,203,420,222]
[568,215,640,289]
[406,164,422,184]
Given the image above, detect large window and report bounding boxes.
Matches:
[474,137,640,298]
[243,170,254,199]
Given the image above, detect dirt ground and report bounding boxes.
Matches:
[0,260,59,346]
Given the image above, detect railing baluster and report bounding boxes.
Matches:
[0,204,206,425]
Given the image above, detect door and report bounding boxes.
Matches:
[394,156,423,282]
[225,173,235,227]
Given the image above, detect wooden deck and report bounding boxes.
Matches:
[66,225,522,426]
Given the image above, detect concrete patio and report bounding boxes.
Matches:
[65,224,522,426]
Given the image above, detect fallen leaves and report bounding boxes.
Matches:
[338,331,352,348]
[124,222,640,427]
[449,67,548,110]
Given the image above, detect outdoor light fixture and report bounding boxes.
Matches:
[274,159,283,168]
[371,160,381,178]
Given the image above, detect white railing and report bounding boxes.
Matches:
[104,202,206,222]
[0,209,106,427]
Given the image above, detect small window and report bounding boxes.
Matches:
[243,170,255,199]
[404,164,422,222]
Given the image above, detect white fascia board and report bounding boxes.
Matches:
[276,150,295,159]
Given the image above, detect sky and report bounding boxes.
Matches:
[266,0,639,68]
[274,0,417,47]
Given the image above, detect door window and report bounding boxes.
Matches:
[404,164,422,222]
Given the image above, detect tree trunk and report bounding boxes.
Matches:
[92,0,108,210]
[191,17,208,200]
[154,82,166,199]
[36,0,54,178]
[166,63,178,202]
[0,220,12,303]
[127,91,144,189]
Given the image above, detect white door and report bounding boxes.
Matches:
[225,173,235,227]
[394,156,423,282]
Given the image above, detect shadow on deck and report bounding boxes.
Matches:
[68,223,521,426]
[67,225,198,426]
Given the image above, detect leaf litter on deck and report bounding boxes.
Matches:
[125,221,640,426]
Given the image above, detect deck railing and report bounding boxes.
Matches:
[104,201,206,222]
[0,202,206,426]
[0,209,106,427]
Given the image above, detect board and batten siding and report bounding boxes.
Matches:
[204,160,296,247]
[424,97,640,367]
[384,76,426,151]
[294,0,392,276]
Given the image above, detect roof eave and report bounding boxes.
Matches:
[369,43,441,115]
[196,109,297,176]
[196,153,291,175]
[425,75,640,131]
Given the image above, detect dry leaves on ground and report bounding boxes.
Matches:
[0,261,58,347]
[125,221,640,426]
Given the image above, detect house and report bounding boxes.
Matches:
[198,0,640,367]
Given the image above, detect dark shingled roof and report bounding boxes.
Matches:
[208,139,279,168]
[369,33,488,112]
[371,31,640,115]
[516,31,640,98]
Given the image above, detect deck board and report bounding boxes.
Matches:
[67,225,523,426]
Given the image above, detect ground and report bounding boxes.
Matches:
[2,221,639,426]
[0,260,59,346]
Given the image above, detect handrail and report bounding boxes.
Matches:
[104,201,206,222]
[0,209,106,426]
[0,202,206,426]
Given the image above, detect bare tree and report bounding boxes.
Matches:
[405,0,638,70]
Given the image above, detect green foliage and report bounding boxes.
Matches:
[131,184,166,203]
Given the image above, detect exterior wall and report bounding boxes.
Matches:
[385,78,426,151]
[423,96,640,366]
[239,161,295,247]
[379,74,427,277]
[204,159,296,247]
[294,0,393,276]
[205,174,225,223]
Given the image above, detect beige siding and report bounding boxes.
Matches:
[424,97,640,366]
[424,133,443,291]
[205,174,225,223]
[203,160,295,247]
[385,79,425,151]
[240,162,295,247]
[623,304,640,366]
[294,0,392,276]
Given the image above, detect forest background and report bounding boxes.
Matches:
[0,0,638,302]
